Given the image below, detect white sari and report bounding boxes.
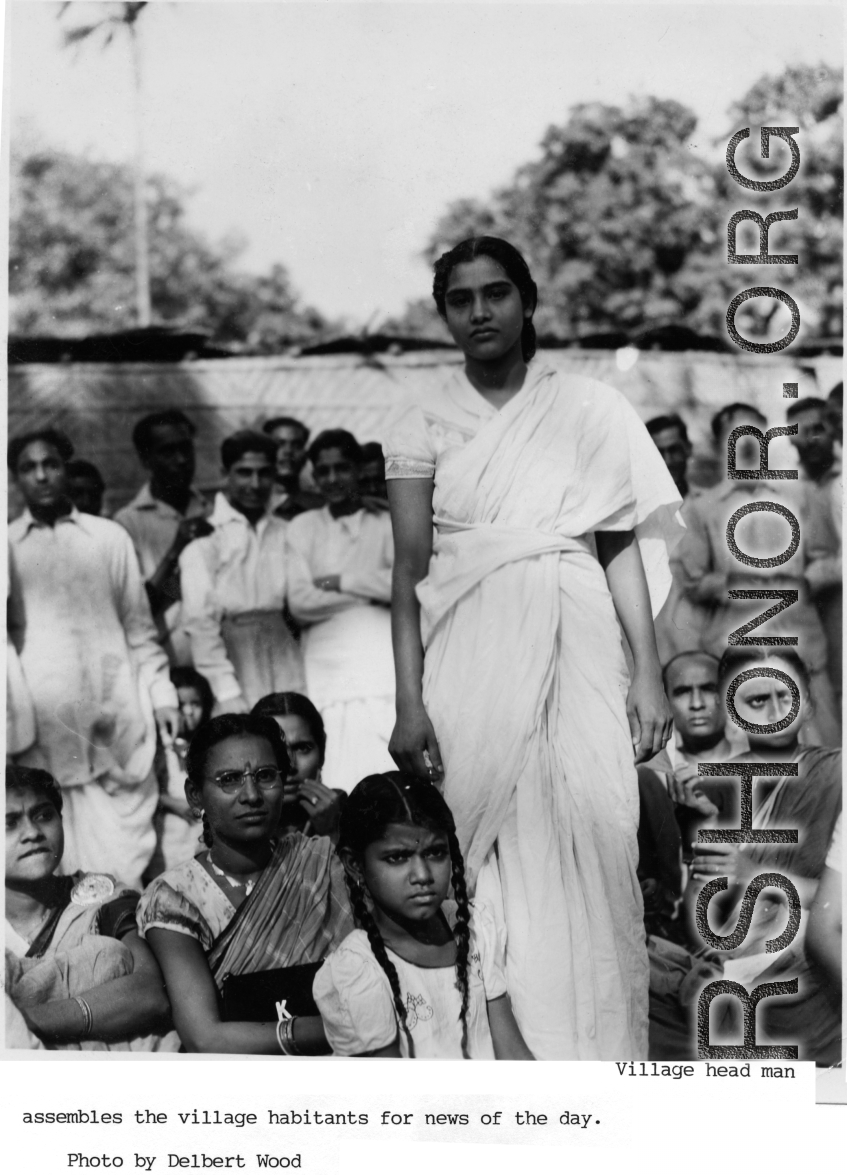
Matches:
[385,362,683,1060]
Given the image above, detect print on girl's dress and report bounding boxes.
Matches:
[404,993,434,1030]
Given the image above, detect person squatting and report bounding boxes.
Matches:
[5,239,841,1062]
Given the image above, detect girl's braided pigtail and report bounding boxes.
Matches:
[346,873,415,1058]
[448,830,471,1059]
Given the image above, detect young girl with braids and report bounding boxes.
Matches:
[313,773,533,1059]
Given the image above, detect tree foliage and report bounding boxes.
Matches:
[8,141,331,350]
[701,63,843,341]
[391,66,841,342]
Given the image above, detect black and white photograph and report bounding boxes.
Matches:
[2,0,844,1153]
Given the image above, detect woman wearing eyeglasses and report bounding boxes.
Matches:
[136,713,353,1053]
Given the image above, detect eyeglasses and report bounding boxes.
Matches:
[211,767,285,794]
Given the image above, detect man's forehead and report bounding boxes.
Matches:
[653,427,685,448]
[667,655,719,688]
[273,426,305,443]
[794,406,827,426]
[231,452,273,469]
[18,440,62,464]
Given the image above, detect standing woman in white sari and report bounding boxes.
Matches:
[286,431,396,792]
[385,237,684,1061]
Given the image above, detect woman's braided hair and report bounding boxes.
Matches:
[339,772,472,1058]
[432,236,539,362]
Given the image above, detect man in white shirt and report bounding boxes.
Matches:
[7,428,179,889]
[179,431,305,712]
[114,410,213,665]
[286,429,395,790]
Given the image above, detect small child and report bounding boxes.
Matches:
[313,772,533,1059]
[155,667,214,873]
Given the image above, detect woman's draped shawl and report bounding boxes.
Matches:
[416,365,684,881]
[4,872,170,1051]
[207,833,354,984]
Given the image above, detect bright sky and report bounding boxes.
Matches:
[5,1,844,324]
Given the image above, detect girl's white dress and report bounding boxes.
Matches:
[384,362,684,1060]
[313,900,506,1058]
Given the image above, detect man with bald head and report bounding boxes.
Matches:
[664,650,732,767]
[662,650,739,852]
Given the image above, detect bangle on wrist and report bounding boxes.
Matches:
[74,996,93,1040]
[276,1016,300,1056]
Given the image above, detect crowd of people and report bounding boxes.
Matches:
[5,236,841,1062]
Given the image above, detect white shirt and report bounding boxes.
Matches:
[179,493,291,701]
[286,506,393,625]
[8,508,176,787]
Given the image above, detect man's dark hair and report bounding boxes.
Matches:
[828,382,842,405]
[710,402,766,443]
[220,430,278,471]
[8,428,74,471]
[308,429,363,467]
[65,459,106,491]
[262,416,310,446]
[645,414,690,445]
[6,764,64,815]
[785,397,828,421]
[360,441,385,463]
[131,411,196,459]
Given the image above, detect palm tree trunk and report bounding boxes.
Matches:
[128,19,151,327]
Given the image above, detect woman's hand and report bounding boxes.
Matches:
[626,667,673,764]
[389,703,444,782]
[297,779,343,837]
[690,842,741,884]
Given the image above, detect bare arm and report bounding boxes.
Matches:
[145,928,327,1055]
[802,864,841,992]
[673,503,726,603]
[386,478,443,780]
[596,530,672,762]
[487,994,535,1059]
[23,931,171,1044]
